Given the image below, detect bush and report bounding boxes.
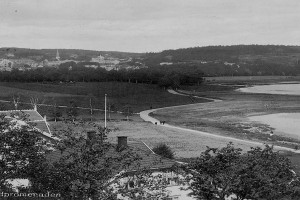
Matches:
[186,143,300,200]
[152,143,175,159]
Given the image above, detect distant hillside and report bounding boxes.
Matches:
[2,45,300,76]
[143,45,300,76]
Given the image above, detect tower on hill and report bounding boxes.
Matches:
[56,50,60,61]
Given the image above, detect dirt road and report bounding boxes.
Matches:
[139,89,299,153]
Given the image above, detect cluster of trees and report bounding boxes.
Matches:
[0,113,47,191]
[0,115,171,199]
[186,143,300,200]
[153,142,300,199]
[1,113,300,199]
[0,63,204,88]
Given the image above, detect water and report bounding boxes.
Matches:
[249,113,300,139]
[238,84,300,95]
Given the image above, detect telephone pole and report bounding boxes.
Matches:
[104,94,107,128]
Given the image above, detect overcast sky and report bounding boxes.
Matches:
[1,0,300,52]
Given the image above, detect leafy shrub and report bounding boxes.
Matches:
[152,143,175,159]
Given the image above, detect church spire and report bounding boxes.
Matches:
[56,49,60,61]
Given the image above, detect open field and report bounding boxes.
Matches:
[0,85,80,98]
[0,82,207,115]
[50,118,266,158]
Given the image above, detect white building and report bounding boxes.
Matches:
[91,54,120,66]
[6,53,15,58]
[91,54,105,63]
[0,59,13,71]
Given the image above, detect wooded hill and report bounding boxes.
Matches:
[143,45,300,76]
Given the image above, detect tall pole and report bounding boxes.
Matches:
[104,94,107,128]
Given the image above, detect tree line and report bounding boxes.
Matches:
[144,45,300,64]
[143,45,300,76]
[0,62,205,88]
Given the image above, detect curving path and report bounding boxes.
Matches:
[169,89,222,102]
[140,89,221,124]
[139,89,300,153]
[140,89,219,124]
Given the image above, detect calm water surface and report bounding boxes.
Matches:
[238,84,300,95]
[249,113,300,139]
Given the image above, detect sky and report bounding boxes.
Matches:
[1,0,300,52]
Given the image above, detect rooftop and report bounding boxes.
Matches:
[0,109,57,141]
[46,137,177,172]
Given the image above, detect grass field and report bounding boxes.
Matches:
[0,82,207,119]
[50,118,266,157]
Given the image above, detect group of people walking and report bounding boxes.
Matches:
[155,121,165,125]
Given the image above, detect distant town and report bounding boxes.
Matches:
[0,49,147,72]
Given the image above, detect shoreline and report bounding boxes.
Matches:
[148,83,300,150]
[237,83,300,96]
[140,89,300,153]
